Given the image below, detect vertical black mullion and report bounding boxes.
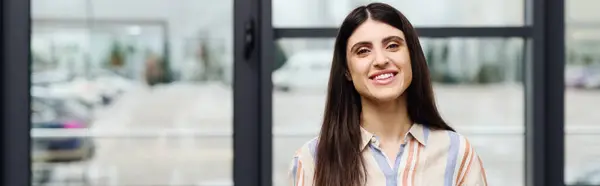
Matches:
[525,0,565,185]
[233,0,272,185]
[544,0,566,185]
[0,0,31,185]
[258,0,273,185]
[233,0,258,185]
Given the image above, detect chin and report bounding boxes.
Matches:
[369,90,403,103]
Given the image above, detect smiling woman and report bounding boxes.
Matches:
[345,21,412,102]
[288,3,488,186]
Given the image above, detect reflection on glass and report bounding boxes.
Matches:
[273,38,525,186]
[31,0,233,185]
[565,0,600,185]
[272,0,524,27]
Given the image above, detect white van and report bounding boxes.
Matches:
[272,50,333,92]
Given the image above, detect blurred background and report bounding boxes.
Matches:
[25,0,597,185]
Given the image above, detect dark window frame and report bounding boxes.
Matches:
[1,0,32,185]
[274,27,533,38]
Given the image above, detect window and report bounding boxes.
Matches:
[273,37,525,186]
[30,0,233,185]
[565,0,600,185]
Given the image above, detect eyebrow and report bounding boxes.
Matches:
[350,35,406,52]
[382,36,405,44]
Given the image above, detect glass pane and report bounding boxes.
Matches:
[31,0,233,185]
[565,0,600,185]
[32,137,232,186]
[272,0,524,28]
[273,38,525,186]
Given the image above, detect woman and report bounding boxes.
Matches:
[288,3,487,186]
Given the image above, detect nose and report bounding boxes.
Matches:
[372,49,388,67]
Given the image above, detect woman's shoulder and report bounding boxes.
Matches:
[292,137,319,160]
[289,137,319,174]
[288,137,320,185]
[425,128,477,152]
[424,128,482,165]
[425,128,488,185]
[423,128,485,172]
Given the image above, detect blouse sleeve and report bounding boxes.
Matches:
[458,146,489,186]
[288,153,307,186]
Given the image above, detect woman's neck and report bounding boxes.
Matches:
[360,96,412,143]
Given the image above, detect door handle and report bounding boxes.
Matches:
[243,18,256,60]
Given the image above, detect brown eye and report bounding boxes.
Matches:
[387,43,400,49]
[357,48,370,55]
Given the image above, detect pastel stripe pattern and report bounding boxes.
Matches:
[457,139,473,185]
[411,142,423,185]
[401,138,416,186]
[288,123,488,186]
[369,145,395,186]
[291,156,299,185]
[444,132,461,186]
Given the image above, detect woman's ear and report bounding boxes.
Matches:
[345,71,352,81]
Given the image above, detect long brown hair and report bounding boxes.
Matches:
[313,3,454,186]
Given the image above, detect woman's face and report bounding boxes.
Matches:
[346,18,412,102]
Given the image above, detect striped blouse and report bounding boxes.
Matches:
[288,123,488,186]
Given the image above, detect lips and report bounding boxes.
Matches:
[369,70,398,85]
[373,73,394,80]
[369,70,398,80]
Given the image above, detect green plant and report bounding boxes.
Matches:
[160,41,173,83]
[108,42,125,67]
[425,45,444,82]
[567,48,576,65]
[582,54,594,66]
[105,41,136,69]
[273,42,288,72]
[476,62,505,84]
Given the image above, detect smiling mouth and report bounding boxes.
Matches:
[369,72,398,85]
[369,72,398,80]
[372,73,395,80]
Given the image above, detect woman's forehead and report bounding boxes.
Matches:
[347,19,405,47]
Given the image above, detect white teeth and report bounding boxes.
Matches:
[374,73,393,80]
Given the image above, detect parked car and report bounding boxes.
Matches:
[32,69,137,107]
[272,50,333,92]
[31,70,72,85]
[31,96,96,185]
[566,65,600,89]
